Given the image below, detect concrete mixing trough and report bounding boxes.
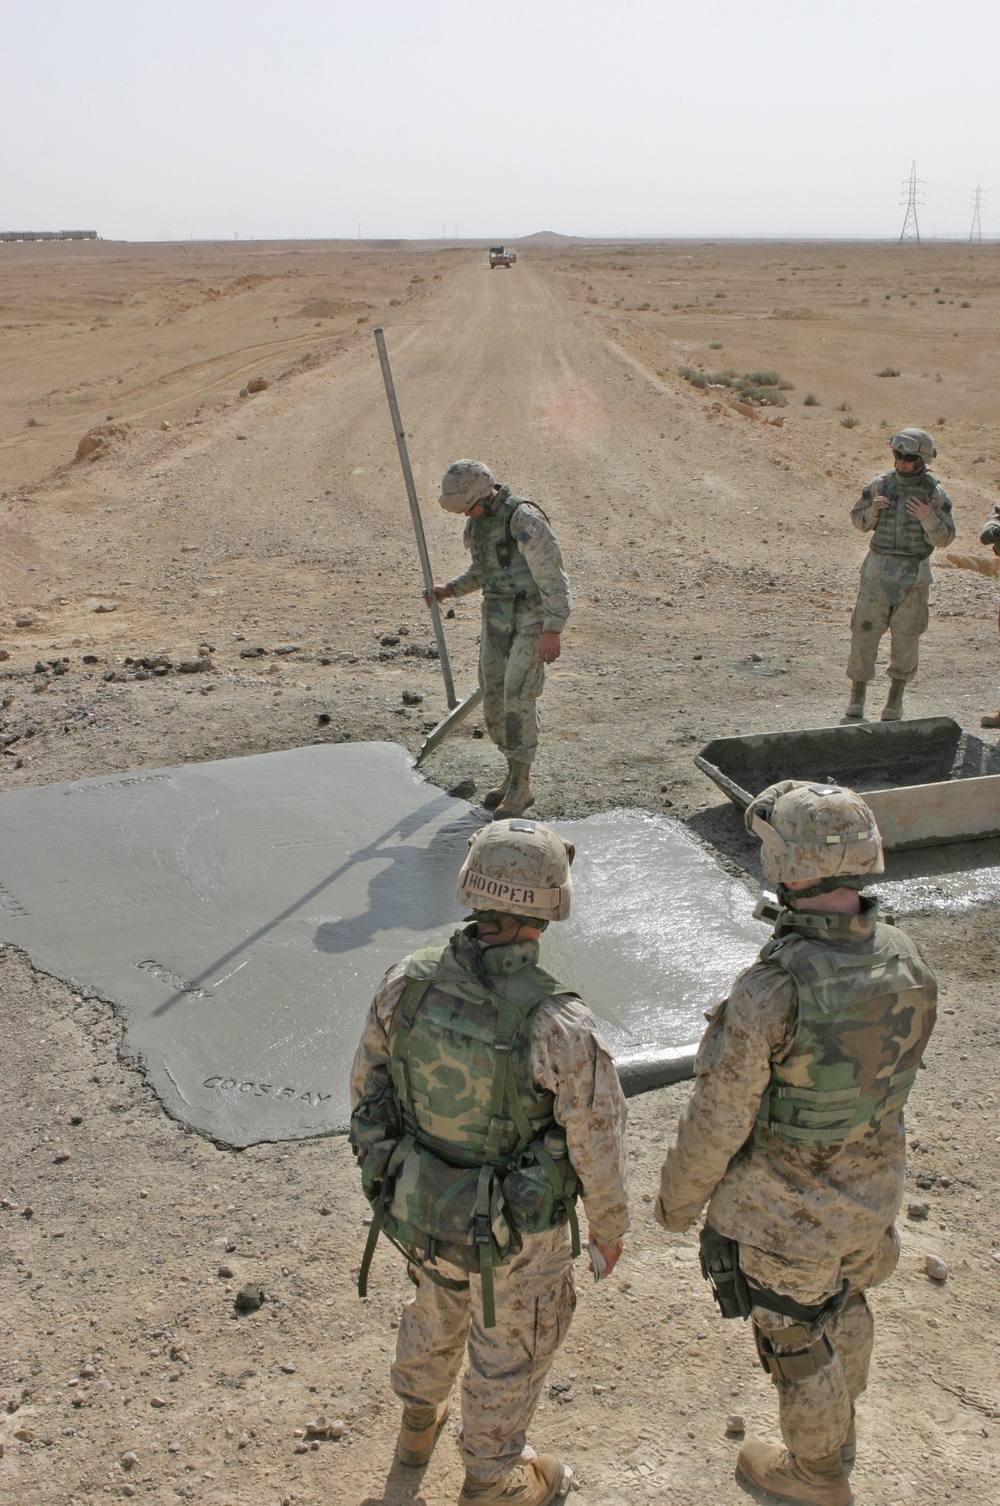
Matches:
[0,743,770,1147]
[695,717,1000,850]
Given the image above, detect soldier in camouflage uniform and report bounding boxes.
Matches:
[426,460,571,819]
[844,427,956,722]
[656,782,937,1506]
[350,819,629,1506]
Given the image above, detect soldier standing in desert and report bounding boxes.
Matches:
[655,781,937,1506]
[425,461,571,819]
[844,427,956,722]
[350,819,629,1506]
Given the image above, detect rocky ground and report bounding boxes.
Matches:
[2,236,999,1505]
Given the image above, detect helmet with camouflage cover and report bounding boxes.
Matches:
[890,427,936,464]
[439,459,496,514]
[745,780,884,888]
[456,818,574,921]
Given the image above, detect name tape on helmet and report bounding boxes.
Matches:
[794,826,879,848]
[462,868,561,908]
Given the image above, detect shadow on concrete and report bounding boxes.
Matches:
[153,792,475,1017]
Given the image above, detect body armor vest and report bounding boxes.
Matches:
[869,469,938,560]
[390,935,564,1162]
[352,929,581,1326]
[755,907,937,1147]
[465,486,543,600]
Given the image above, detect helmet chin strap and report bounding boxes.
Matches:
[777,874,870,905]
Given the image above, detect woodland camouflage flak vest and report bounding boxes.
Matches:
[868,469,940,560]
[351,930,581,1327]
[465,487,545,600]
[754,906,937,1147]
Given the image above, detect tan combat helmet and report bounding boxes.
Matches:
[439,459,496,514]
[746,780,884,892]
[456,819,574,921]
[890,427,937,464]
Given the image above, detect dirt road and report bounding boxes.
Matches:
[2,239,999,1505]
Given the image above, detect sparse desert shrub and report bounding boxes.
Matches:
[680,364,791,405]
[841,415,860,428]
[934,285,941,293]
[877,367,900,378]
[803,394,820,406]
[961,301,972,308]
[937,417,946,425]
[715,291,726,298]
[938,298,946,304]
[709,341,723,350]
[839,401,851,412]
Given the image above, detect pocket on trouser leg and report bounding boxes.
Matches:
[526,1270,576,1363]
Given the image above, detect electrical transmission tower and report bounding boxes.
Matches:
[899,161,923,243]
[970,184,984,244]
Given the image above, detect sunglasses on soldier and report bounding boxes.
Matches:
[892,450,918,463]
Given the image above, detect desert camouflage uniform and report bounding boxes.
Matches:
[656,900,936,1462]
[847,468,955,684]
[448,485,571,764]
[350,946,629,1484]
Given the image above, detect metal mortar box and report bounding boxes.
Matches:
[695,717,1000,850]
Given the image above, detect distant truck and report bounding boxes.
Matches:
[489,245,516,268]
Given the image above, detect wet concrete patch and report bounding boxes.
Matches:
[0,744,767,1146]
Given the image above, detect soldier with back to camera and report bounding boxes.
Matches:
[655,781,937,1506]
[350,818,629,1506]
[844,427,956,723]
[425,461,571,820]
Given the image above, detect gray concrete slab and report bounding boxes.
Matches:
[0,744,769,1146]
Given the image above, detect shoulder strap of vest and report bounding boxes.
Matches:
[388,976,434,1123]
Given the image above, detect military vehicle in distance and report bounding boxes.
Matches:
[489,245,515,268]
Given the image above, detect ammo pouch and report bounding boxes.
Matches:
[699,1223,754,1320]
[502,1127,580,1240]
[754,1324,835,1383]
[349,1075,402,1166]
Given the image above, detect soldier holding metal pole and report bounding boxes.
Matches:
[427,461,572,819]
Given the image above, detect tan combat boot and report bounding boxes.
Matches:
[493,761,534,819]
[482,761,513,811]
[981,710,1000,729]
[842,681,867,720]
[458,1455,568,1506]
[880,679,906,721]
[396,1397,451,1467]
[737,1440,852,1506]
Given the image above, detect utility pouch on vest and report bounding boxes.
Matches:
[502,1127,581,1250]
[699,1223,753,1320]
[383,1140,519,1274]
[349,1078,402,1163]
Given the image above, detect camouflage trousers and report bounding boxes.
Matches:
[390,1226,576,1483]
[479,595,546,765]
[846,551,930,684]
[745,1226,899,1463]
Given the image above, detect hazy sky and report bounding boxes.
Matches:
[4,0,999,242]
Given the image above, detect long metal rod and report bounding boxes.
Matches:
[415,686,484,766]
[373,326,457,709]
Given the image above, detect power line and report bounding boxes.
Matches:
[970,184,984,244]
[899,160,924,244]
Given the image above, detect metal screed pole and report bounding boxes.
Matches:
[373,326,457,708]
